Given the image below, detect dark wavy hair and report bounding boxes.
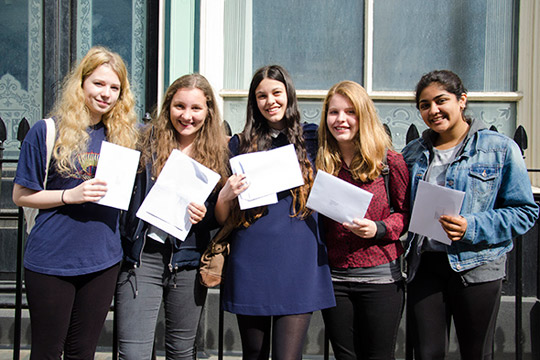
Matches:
[415,70,468,112]
[234,65,314,226]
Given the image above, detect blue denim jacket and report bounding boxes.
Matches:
[402,119,539,282]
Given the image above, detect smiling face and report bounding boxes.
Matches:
[418,83,467,135]
[255,78,288,130]
[169,88,208,145]
[326,93,359,147]
[82,64,121,124]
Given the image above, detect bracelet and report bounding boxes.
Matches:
[61,189,67,205]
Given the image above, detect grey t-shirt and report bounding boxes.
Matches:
[423,144,462,252]
[421,142,506,282]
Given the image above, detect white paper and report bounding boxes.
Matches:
[409,180,466,245]
[136,149,221,241]
[306,170,373,224]
[95,141,141,210]
[230,144,303,210]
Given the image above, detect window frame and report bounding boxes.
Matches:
[188,0,539,180]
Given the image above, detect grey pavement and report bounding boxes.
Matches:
[0,350,243,360]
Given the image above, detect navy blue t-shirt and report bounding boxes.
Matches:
[14,119,122,276]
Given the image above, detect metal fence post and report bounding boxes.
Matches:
[516,235,523,360]
[219,289,224,360]
[14,117,30,360]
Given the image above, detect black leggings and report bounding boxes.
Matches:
[322,281,404,360]
[407,252,502,360]
[236,313,312,360]
[25,264,120,360]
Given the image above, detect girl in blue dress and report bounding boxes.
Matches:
[215,65,335,360]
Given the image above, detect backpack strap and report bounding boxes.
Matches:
[24,118,56,234]
[381,150,391,210]
[43,118,55,189]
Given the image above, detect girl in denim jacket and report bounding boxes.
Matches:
[402,70,539,359]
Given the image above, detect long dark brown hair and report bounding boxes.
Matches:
[415,70,471,122]
[234,65,314,227]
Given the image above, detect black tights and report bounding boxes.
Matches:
[237,313,312,360]
[25,264,120,360]
[408,252,502,360]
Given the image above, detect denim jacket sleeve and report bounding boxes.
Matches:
[459,136,539,246]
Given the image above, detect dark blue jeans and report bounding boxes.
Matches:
[322,280,404,360]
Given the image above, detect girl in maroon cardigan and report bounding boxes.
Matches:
[316,80,410,360]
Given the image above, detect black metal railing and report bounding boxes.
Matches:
[4,117,540,359]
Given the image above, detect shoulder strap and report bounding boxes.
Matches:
[43,118,56,189]
[24,118,56,234]
[381,150,391,209]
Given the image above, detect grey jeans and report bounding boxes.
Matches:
[115,240,207,360]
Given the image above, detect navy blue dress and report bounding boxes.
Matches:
[222,125,336,316]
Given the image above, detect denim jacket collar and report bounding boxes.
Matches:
[420,118,487,160]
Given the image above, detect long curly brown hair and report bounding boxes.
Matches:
[138,74,229,184]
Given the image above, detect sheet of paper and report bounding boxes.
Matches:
[229,144,304,210]
[136,149,221,241]
[95,141,141,210]
[306,170,373,224]
[409,180,466,245]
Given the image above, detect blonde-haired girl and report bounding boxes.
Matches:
[317,80,392,182]
[317,80,410,360]
[13,46,138,358]
[53,46,138,174]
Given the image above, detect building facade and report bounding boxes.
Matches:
[2,1,539,169]
[1,0,540,357]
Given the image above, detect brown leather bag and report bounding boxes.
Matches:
[199,224,233,287]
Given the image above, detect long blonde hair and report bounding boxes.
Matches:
[317,80,392,182]
[51,46,138,176]
[139,74,229,184]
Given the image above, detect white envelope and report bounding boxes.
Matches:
[230,144,303,210]
[306,170,373,224]
[136,150,221,241]
[409,180,465,245]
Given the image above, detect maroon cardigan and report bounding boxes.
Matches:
[322,150,410,268]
